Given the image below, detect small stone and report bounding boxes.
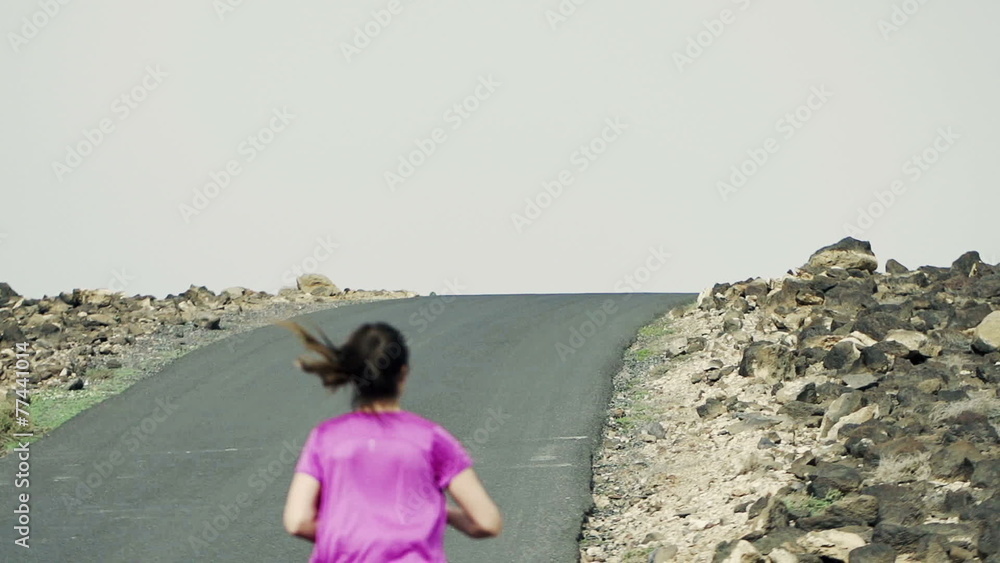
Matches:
[758,436,776,449]
[641,421,667,440]
[841,373,879,390]
[661,335,689,358]
[848,543,896,562]
[641,532,666,544]
[686,337,707,354]
[973,311,1000,354]
[696,398,726,420]
[649,544,678,562]
[67,378,85,391]
[885,259,909,274]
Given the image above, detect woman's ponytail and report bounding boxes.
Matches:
[279,321,409,407]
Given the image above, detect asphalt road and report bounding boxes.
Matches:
[1,293,694,562]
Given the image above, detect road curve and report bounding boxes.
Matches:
[1,293,694,562]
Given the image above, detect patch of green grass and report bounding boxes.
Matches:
[617,401,656,431]
[0,357,173,454]
[782,490,843,517]
[634,348,655,361]
[0,400,41,445]
[637,322,674,340]
[622,548,651,562]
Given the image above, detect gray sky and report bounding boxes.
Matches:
[3,1,997,298]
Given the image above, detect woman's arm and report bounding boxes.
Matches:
[283,472,321,542]
[446,468,503,538]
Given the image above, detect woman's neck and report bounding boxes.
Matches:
[355,400,401,413]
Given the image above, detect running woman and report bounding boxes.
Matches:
[280,321,503,562]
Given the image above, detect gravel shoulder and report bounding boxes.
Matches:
[579,240,1000,562]
[580,303,800,562]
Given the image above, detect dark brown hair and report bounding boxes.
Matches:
[279,321,409,408]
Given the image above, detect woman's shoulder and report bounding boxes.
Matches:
[307,410,453,439]
[395,409,442,428]
[395,411,462,439]
[309,410,438,428]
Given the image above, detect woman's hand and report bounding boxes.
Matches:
[445,469,502,538]
[284,473,321,542]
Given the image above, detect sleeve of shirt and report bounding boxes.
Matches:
[431,425,474,490]
[294,427,323,482]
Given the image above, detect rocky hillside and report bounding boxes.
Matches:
[0,274,415,392]
[581,238,1000,562]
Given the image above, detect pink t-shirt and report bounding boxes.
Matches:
[294,410,473,562]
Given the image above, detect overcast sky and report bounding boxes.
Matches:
[2,1,997,299]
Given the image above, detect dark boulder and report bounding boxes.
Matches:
[738,341,795,382]
[973,460,1000,489]
[953,251,985,276]
[977,363,1000,385]
[794,348,827,375]
[952,302,995,330]
[825,281,879,311]
[871,522,927,553]
[970,274,1000,300]
[861,484,926,526]
[943,412,1000,445]
[843,421,893,462]
[848,543,896,563]
[854,311,910,340]
[943,489,975,515]
[810,463,863,498]
[804,237,879,273]
[1,321,26,344]
[696,398,726,420]
[885,259,909,275]
[860,346,892,373]
[797,494,879,531]
[0,282,19,307]
[778,401,824,422]
[824,340,861,371]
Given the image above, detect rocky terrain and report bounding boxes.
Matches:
[0,274,415,445]
[581,239,1000,562]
